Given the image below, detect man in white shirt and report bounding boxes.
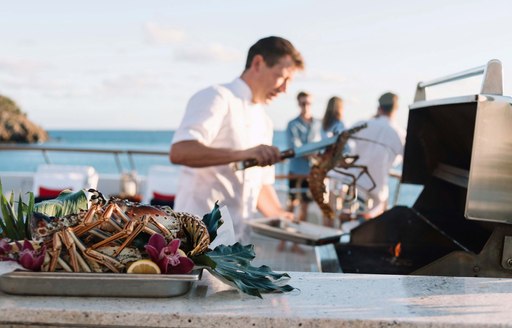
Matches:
[170,36,304,243]
[335,92,406,223]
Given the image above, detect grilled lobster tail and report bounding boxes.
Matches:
[308,124,367,220]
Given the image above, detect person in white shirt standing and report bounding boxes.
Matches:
[334,92,406,227]
[170,36,304,243]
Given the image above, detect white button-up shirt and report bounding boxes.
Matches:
[352,116,406,214]
[331,115,406,217]
[171,78,274,241]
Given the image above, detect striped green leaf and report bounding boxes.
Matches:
[33,189,88,217]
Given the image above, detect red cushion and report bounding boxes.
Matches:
[39,187,69,198]
[152,192,175,202]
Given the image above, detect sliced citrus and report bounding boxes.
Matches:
[126,259,161,274]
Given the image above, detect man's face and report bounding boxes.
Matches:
[253,55,297,104]
[298,96,312,118]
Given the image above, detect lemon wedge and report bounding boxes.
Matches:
[127,259,161,274]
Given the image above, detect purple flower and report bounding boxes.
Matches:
[15,240,46,271]
[0,238,14,261]
[144,234,194,274]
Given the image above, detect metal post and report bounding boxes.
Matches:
[127,153,136,171]
[42,150,51,164]
[114,153,123,173]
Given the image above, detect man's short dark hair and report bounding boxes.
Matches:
[378,92,397,114]
[245,36,304,70]
[297,91,309,101]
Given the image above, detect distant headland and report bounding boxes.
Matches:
[0,95,48,143]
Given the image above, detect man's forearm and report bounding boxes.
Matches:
[257,184,286,218]
[170,140,245,167]
[170,140,282,168]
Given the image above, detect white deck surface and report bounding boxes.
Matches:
[2,267,512,327]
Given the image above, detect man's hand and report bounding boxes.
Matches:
[243,144,281,167]
[278,210,296,222]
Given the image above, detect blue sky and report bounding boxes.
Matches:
[1,0,511,130]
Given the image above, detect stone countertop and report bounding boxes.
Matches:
[1,270,512,328]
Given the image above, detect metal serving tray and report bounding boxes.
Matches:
[0,269,202,298]
[248,218,343,246]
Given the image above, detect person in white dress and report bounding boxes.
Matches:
[170,36,304,243]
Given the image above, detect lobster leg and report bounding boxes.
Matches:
[61,228,80,272]
[331,168,359,202]
[112,216,149,257]
[112,205,167,237]
[146,217,174,239]
[73,204,111,237]
[89,216,149,257]
[46,229,90,272]
[83,248,124,273]
[47,232,63,272]
[351,164,377,192]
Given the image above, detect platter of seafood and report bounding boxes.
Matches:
[0,187,295,298]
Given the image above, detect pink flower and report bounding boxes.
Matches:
[15,240,46,271]
[144,234,194,274]
[0,239,13,261]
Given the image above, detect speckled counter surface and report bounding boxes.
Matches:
[1,270,512,328]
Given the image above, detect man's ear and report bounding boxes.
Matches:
[251,54,265,72]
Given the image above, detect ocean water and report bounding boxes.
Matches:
[0,130,421,206]
[0,130,288,175]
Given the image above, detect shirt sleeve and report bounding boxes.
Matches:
[172,86,229,146]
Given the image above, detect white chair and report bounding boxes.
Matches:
[143,165,178,205]
[32,164,99,199]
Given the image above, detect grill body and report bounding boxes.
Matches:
[336,61,512,276]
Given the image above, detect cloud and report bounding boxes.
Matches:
[0,58,49,75]
[0,75,66,91]
[300,70,347,84]
[144,22,186,45]
[174,43,242,63]
[98,74,162,95]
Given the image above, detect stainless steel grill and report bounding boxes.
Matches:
[333,59,512,277]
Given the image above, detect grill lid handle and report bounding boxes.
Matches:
[414,59,503,102]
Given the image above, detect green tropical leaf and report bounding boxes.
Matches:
[0,180,12,238]
[25,192,34,239]
[190,253,217,269]
[202,243,294,298]
[0,192,19,240]
[0,218,6,237]
[202,201,223,242]
[0,180,34,240]
[34,189,88,217]
[15,194,26,238]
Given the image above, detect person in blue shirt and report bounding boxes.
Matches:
[282,91,322,253]
[321,96,345,139]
